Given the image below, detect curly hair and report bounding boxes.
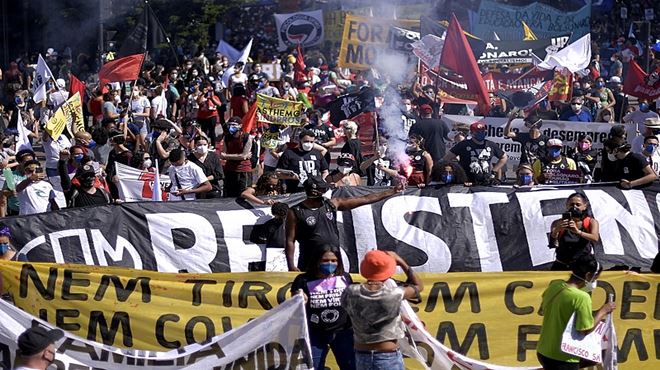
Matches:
[430,161,468,184]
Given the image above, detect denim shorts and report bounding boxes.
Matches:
[354,348,404,370]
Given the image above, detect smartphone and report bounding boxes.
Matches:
[562,212,571,220]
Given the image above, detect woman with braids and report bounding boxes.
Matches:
[537,254,616,369]
[548,193,600,271]
[240,172,284,205]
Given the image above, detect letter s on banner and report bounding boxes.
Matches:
[146,213,217,272]
[381,196,451,272]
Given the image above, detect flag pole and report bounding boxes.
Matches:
[145,0,180,67]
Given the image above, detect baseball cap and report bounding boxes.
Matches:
[303,175,328,191]
[17,327,64,356]
[419,104,433,114]
[547,138,563,147]
[76,164,96,177]
[360,250,396,281]
[337,153,356,167]
[16,149,36,162]
[524,113,542,127]
[469,122,487,132]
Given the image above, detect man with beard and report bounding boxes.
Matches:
[285,175,404,271]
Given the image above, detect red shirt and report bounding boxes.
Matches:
[223,134,252,173]
[197,94,220,120]
[230,96,248,119]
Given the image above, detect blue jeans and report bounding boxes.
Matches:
[355,349,404,370]
[309,328,355,370]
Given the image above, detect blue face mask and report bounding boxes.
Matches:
[473,131,487,141]
[228,126,239,135]
[87,140,97,149]
[73,154,84,163]
[595,82,604,89]
[644,144,657,154]
[519,174,533,185]
[441,173,453,184]
[549,147,561,158]
[639,103,649,112]
[319,263,337,275]
[0,243,8,254]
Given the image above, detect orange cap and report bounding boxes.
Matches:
[360,250,396,281]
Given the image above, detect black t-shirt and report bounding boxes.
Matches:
[277,148,328,192]
[304,123,334,163]
[513,133,548,165]
[409,118,450,162]
[291,199,340,270]
[450,139,505,183]
[290,273,353,332]
[250,217,285,249]
[341,139,363,174]
[402,111,417,136]
[618,152,650,185]
[188,152,224,193]
[366,157,393,186]
[69,188,111,208]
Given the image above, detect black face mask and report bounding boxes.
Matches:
[81,176,95,188]
[570,206,586,219]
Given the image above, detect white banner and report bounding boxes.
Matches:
[116,162,171,202]
[560,312,616,365]
[441,115,635,178]
[274,10,324,51]
[32,54,54,104]
[0,294,312,369]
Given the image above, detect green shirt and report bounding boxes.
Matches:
[537,280,594,362]
[2,170,26,212]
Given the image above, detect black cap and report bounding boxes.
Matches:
[17,327,63,356]
[609,125,626,138]
[337,153,356,167]
[16,149,36,162]
[76,164,96,178]
[303,175,328,191]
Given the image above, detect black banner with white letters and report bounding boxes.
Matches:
[4,185,658,272]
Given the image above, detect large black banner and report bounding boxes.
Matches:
[4,185,658,272]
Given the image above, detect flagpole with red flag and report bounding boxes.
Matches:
[242,101,259,134]
[98,53,146,87]
[69,74,87,101]
[439,14,490,115]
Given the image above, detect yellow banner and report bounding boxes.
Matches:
[324,10,348,50]
[338,14,420,70]
[0,262,656,368]
[45,92,84,138]
[256,93,304,126]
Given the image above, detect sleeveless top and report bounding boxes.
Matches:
[291,199,340,270]
[223,135,252,172]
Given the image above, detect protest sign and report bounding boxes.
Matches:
[0,285,311,369]
[116,162,171,202]
[256,93,304,126]
[477,35,571,65]
[389,26,420,53]
[412,34,445,69]
[274,10,324,51]
[326,87,376,126]
[323,10,347,48]
[338,14,419,70]
[472,0,590,41]
[3,183,659,274]
[0,264,654,368]
[45,92,83,139]
[560,312,609,363]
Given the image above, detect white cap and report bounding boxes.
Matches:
[609,76,621,84]
[56,78,66,89]
[547,138,563,147]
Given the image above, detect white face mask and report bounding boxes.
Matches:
[301,142,314,152]
[114,95,121,104]
[132,90,139,97]
[607,153,617,161]
[142,159,152,169]
[196,145,208,154]
[378,145,387,155]
[338,166,352,174]
[582,279,597,293]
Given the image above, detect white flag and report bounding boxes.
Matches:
[32,54,54,103]
[537,33,591,73]
[15,111,32,152]
[237,38,253,64]
[152,159,162,201]
[601,314,618,370]
[216,40,241,65]
[222,38,253,89]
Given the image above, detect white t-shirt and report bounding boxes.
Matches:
[151,95,167,118]
[49,89,69,109]
[43,135,72,169]
[230,72,248,87]
[168,161,207,201]
[18,180,56,215]
[130,96,151,123]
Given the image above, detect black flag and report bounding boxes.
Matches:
[118,5,167,57]
[327,88,376,127]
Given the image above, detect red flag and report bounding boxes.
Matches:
[439,14,490,115]
[69,74,86,101]
[242,101,259,134]
[623,60,660,101]
[98,53,145,86]
[294,43,307,83]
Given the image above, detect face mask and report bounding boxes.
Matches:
[301,142,314,151]
[0,243,8,254]
[196,145,208,154]
[87,140,97,149]
[132,90,139,97]
[603,115,611,121]
[441,173,453,184]
[644,144,657,154]
[596,82,604,89]
[258,82,264,89]
[228,126,239,135]
[306,190,323,199]
[143,159,152,169]
[191,71,198,77]
[611,56,617,62]
[338,166,352,174]
[571,104,582,110]
[579,142,590,151]
[582,279,598,293]
[639,103,649,112]
[403,104,412,112]
[378,145,387,154]
[73,154,84,163]
[319,262,337,275]
[473,131,487,141]
[406,144,416,152]
[513,173,531,185]
[607,153,617,161]
[81,176,95,188]
[549,147,561,158]
[114,95,121,104]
